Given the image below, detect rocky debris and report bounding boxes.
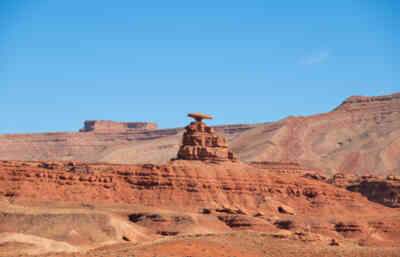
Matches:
[217,214,275,231]
[176,113,237,161]
[253,212,265,217]
[334,222,363,238]
[121,235,131,241]
[270,230,329,243]
[277,205,296,215]
[328,172,400,208]
[303,187,319,198]
[201,208,212,214]
[217,215,252,228]
[330,238,340,246]
[38,162,61,170]
[329,173,361,188]
[302,173,328,181]
[128,212,194,236]
[215,206,247,215]
[274,219,295,230]
[347,180,400,208]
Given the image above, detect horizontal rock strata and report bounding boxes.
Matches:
[176,114,236,161]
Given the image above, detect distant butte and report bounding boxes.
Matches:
[79,120,157,133]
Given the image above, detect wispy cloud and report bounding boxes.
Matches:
[300,50,330,65]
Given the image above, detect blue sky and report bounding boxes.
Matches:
[1,0,398,133]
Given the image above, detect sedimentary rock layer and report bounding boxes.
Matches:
[230,92,400,175]
[177,117,236,162]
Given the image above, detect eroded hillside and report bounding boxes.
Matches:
[0,160,399,256]
[231,92,400,175]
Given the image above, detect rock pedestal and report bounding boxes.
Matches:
[176,113,236,162]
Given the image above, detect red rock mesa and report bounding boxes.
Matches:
[79,120,157,133]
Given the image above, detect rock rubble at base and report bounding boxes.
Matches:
[176,113,237,162]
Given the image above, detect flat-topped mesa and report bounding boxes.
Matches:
[79,120,158,133]
[333,92,400,113]
[176,113,237,162]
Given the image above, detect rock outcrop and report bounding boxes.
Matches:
[176,113,237,162]
[0,160,391,214]
[346,179,400,208]
[328,172,400,208]
[1,160,400,256]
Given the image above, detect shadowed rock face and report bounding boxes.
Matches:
[176,115,236,161]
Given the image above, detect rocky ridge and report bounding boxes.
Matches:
[230,92,400,175]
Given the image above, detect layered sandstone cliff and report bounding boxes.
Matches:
[1,160,399,252]
[0,160,390,214]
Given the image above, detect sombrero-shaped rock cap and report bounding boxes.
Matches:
[188,113,213,121]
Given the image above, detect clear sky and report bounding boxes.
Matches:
[1,0,399,133]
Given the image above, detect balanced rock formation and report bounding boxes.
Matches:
[176,113,236,161]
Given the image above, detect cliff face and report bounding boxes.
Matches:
[1,160,399,252]
[0,160,388,214]
[230,92,400,175]
[334,92,400,113]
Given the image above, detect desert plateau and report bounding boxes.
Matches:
[0,94,400,256]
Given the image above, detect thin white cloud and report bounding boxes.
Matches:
[301,50,330,65]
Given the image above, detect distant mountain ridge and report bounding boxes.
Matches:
[230,92,400,175]
[0,92,399,175]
